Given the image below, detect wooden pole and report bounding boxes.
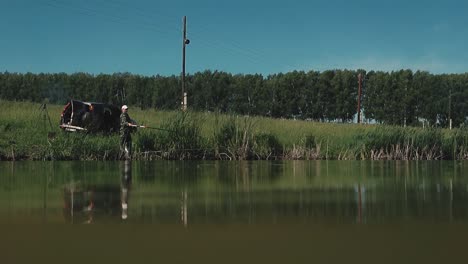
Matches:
[181,16,188,111]
[357,73,362,124]
[449,88,452,129]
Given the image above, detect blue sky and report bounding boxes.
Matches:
[1,0,467,76]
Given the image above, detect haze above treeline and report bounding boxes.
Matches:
[1,69,468,128]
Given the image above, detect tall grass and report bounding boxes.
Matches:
[134,112,205,160]
[212,115,255,160]
[251,132,283,160]
[443,125,468,160]
[355,126,444,160]
[3,100,468,160]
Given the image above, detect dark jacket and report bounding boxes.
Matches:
[120,112,132,135]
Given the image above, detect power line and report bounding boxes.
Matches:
[190,25,271,63]
[43,0,178,36]
[91,1,275,70]
[39,0,312,74]
[189,21,303,72]
[49,0,299,72]
[92,0,182,33]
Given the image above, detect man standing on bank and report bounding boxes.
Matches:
[120,105,136,159]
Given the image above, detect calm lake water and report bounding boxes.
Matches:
[1,160,468,263]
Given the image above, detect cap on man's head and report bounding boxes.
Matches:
[122,105,128,110]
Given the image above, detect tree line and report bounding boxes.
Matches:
[1,70,468,127]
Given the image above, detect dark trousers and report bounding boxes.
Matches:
[120,133,132,159]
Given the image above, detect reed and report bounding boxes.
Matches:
[442,125,468,160]
[357,126,445,160]
[212,115,255,160]
[134,111,205,160]
[251,132,283,160]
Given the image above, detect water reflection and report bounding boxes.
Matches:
[181,188,187,227]
[62,161,132,223]
[356,184,364,224]
[121,160,132,220]
[2,161,468,225]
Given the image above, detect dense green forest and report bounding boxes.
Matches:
[1,70,467,127]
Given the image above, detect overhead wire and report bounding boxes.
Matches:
[188,16,306,73]
[43,0,178,36]
[85,0,263,69]
[190,24,272,63]
[92,0,182,34]
[39,0,307,74]
[100,0,278,71]
[92,0,272,66]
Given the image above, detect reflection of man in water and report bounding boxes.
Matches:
[121,160,132,220]
[120,105,136,159]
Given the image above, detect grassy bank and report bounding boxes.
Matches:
[1,100,468,160]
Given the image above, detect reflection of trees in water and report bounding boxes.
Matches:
[135,161,158,182]
[135,161,200,187]
[5,161,468,225]
[121,160,468,225]
[134,185,468,224]
[216,161,283,188]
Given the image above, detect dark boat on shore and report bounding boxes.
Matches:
[60,100,121,133]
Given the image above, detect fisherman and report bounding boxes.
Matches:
[120,105,136,159]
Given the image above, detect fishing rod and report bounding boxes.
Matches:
[130,125,174,132]
[60,124,87,131]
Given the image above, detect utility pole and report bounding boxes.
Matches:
[357,73,362,124]
[449,88,452,129]
[181,16,190,111]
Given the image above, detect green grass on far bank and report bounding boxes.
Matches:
[1,100,468,161]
